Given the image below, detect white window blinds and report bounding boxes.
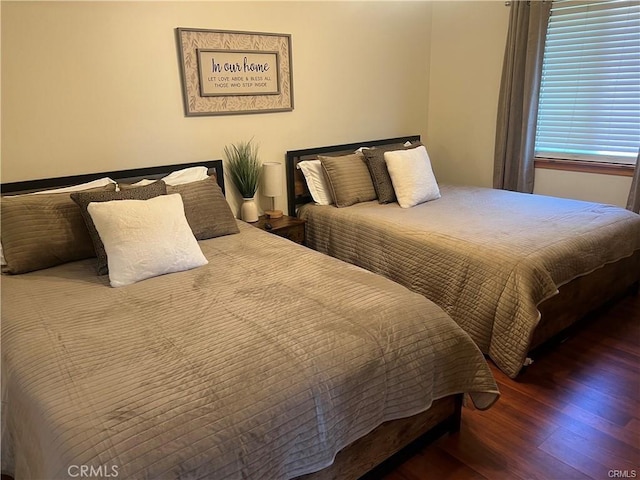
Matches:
[535,0,640,165]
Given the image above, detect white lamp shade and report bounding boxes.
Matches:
[262,162,283,198]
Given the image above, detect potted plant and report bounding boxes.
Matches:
[224,139,261,222]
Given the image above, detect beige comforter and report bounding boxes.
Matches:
[1,222,498,480]
[299,185,640,378]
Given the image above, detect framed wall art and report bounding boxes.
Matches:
[176,28,294,116]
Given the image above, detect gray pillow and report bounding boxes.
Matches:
[167,176,239,240]
[319,153,377,208]
[363,142,422,204]
[71,181,167,275]
[1,184,116,274]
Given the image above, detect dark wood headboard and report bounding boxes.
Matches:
[1,160,225,195]
[285,135,420,216]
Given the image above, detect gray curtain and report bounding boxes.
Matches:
[627,150,640,213]
[493,0,551,193]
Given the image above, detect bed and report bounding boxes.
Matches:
[286,136,640,378]
[0,161,498,480]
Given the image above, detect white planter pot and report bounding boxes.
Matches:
[241,197,259,223]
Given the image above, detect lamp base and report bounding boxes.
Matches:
[265,209,283,219]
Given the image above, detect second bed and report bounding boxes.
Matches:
[287,136,640,378]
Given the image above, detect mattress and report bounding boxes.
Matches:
[299,185,640,378]
[1,222,498,480]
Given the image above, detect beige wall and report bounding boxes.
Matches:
[3,1,632,211]
[426,0,508,188]
[426,0,632,207]
[1,1,431,214]
[533,169,633,206]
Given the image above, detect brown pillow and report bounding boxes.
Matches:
[167,176,239,240]
[363,142,423,204]
[1,183,117,274]
[319,153,377,208]
[71,181,167,275]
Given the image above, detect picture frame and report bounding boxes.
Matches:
[176,28,294,116]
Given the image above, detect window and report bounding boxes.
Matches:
[535,0,640,174]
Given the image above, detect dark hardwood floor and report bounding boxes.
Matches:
[383,292,640,480]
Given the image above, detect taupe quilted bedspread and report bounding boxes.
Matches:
[299,185,640,378]
[1,223,498,480]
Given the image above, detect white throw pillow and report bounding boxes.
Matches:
[354,146,371,154]
[87,194,208,287]
[31,177,116,194]
[384,145,441,208]
[128,179,156,187]
[297,160,333,205]
[130,166,209,187]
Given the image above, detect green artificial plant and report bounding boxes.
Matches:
[224,139,261,198]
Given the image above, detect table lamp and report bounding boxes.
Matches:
[262,162,283,218]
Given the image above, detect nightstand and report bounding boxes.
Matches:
[254,215,305,245]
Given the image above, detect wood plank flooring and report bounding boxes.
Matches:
[383,292,639,480]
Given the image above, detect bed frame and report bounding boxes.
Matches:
[1,160,225,195]
[1,159,463,480]
[300,395,461,480]
[285,136,640,366]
